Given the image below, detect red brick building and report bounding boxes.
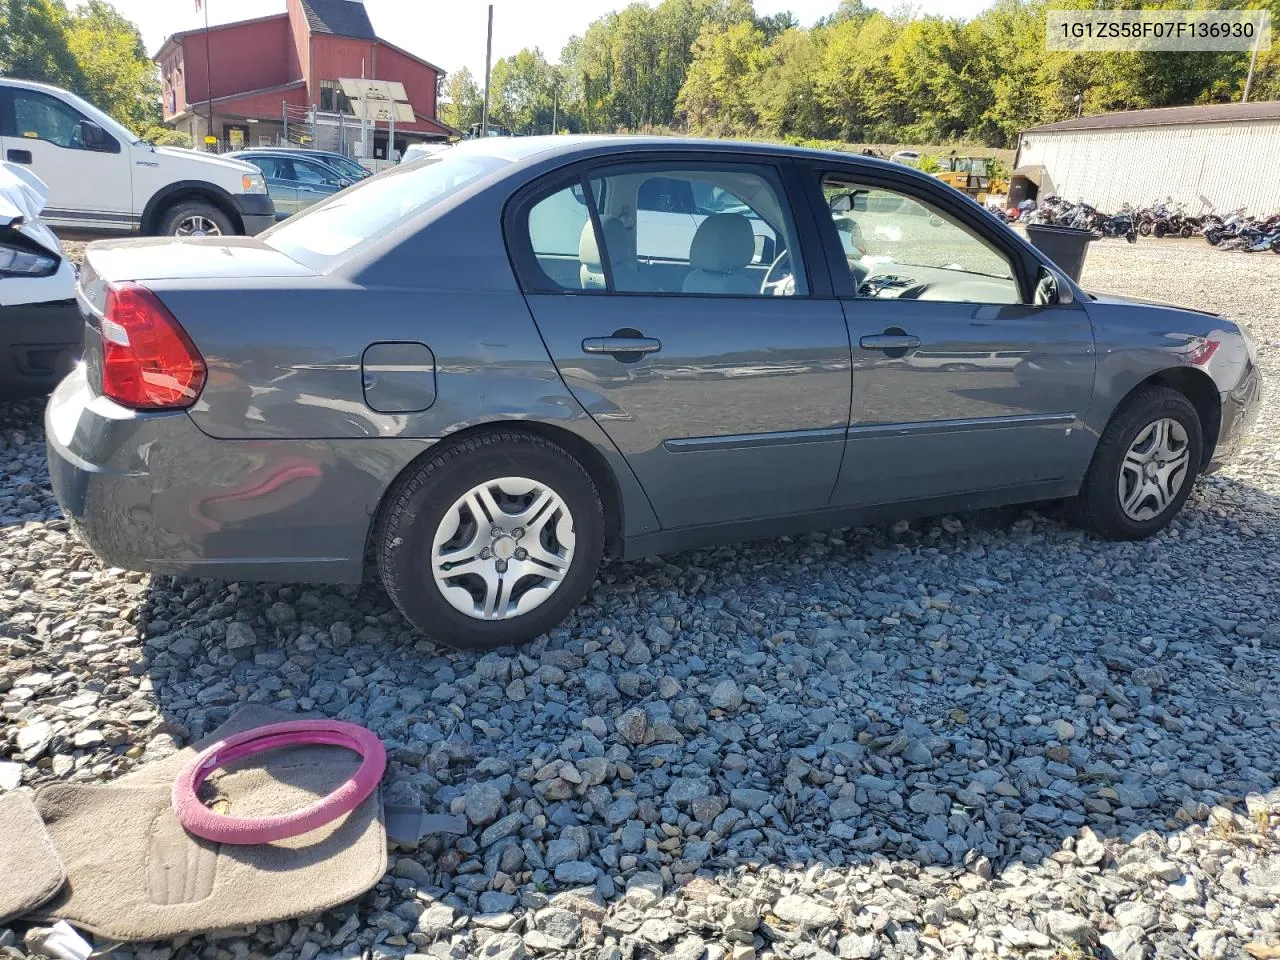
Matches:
[156,0,454,158]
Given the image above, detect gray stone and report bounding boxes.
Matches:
[477,934,526,960]
[464,782,504,827]
[1100,926,1148,960]
[1047,910,1093,945]
[616,708,647,744]
[772,895,838,929]
[553,860,597,884]
[730,788,772,812]
[479,892,518,914]
[225,621,256,650]
[709,679,743,711]
[626,871,665,909]
[1113,902,1159,929]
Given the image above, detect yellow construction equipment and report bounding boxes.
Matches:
[934,155,1007,203]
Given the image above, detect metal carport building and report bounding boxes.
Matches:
[1015,101,1280,215]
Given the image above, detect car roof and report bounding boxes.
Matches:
[450,134,910,175]
[0,77,68,94]
[230,150,343,165]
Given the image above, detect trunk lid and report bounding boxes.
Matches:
[82,236,315,284]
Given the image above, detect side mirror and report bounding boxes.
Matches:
[828,192,853,214]
[338,178,353,188]
[79,120,117,153]
[1034,265,1074,306]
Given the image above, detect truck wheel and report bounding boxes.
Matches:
[160,201,234,238]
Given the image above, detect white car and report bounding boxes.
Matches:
[0,162,80,397]
[0,78,274,236]
[890,151,922,167]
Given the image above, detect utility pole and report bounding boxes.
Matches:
[552,84,558,135]
[201,0,215,149]
[481,4,493,137]
[1243,25,1262,102]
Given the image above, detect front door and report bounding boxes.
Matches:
[512,159,851,530]
[813,171,1096,507]
[0,87,133,230]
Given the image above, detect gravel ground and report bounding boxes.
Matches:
[2,238,1279,960]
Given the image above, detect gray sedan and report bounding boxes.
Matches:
[47,136,1261,650]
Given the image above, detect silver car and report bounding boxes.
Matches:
[47,136,1261,649]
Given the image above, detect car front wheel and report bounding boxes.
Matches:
[1072,386,1203,540]
[376,432,605,650]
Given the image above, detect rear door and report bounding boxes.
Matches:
[807,165,1096,507]
[244,156,298,219]
[509,156,852,530]
[0,86,133,230]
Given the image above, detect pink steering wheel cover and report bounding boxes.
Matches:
[172,719,386,845]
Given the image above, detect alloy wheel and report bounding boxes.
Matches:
[431,476,575,620]
[1117,417,1191,522]
[175,215,223,238]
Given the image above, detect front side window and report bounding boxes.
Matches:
[294,160,340,186]
[248,156,290,180]
[824,175,1019,304]
[13,91,87,149]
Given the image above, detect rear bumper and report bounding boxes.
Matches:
[45,369,432,583]
[231,194,276,235]
[0,300,82,399]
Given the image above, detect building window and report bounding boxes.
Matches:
[320,80,353,114]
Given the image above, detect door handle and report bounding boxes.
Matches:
[7,149,32,165]
[859,333,921,351]
[582,336,662,356]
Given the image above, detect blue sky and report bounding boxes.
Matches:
[85,0,995,78]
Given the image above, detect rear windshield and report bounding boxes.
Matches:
[262,152,509,268]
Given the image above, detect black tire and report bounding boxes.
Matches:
[1153,221,1168,238]
[375,432,605,650]
[158,200,235,237]
[1138,221,1153,237]
[1072,386,1203,541]
[1204,229,1223,246]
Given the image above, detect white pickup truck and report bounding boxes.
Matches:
[0,78,275,237]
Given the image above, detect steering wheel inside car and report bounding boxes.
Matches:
[761,249,795,296]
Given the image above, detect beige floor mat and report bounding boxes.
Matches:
[30,706,386,941]
[0,792,66,923]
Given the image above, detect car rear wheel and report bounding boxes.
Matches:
[161,201,234,238]
[1072,386,1203,540]
[376,433,605,650]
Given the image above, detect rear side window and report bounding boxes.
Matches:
[513,162,806,298]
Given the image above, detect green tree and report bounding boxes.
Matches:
[490,47,556,134]
[677,19,766,134]
[66,0,160,130]
[440,66,484,132]
[141,124,193,148]
[0,0,82,90]
[754,27,825,138]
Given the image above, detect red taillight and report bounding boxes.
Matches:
[100,282,206,409]
[1186,337,1220,366]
